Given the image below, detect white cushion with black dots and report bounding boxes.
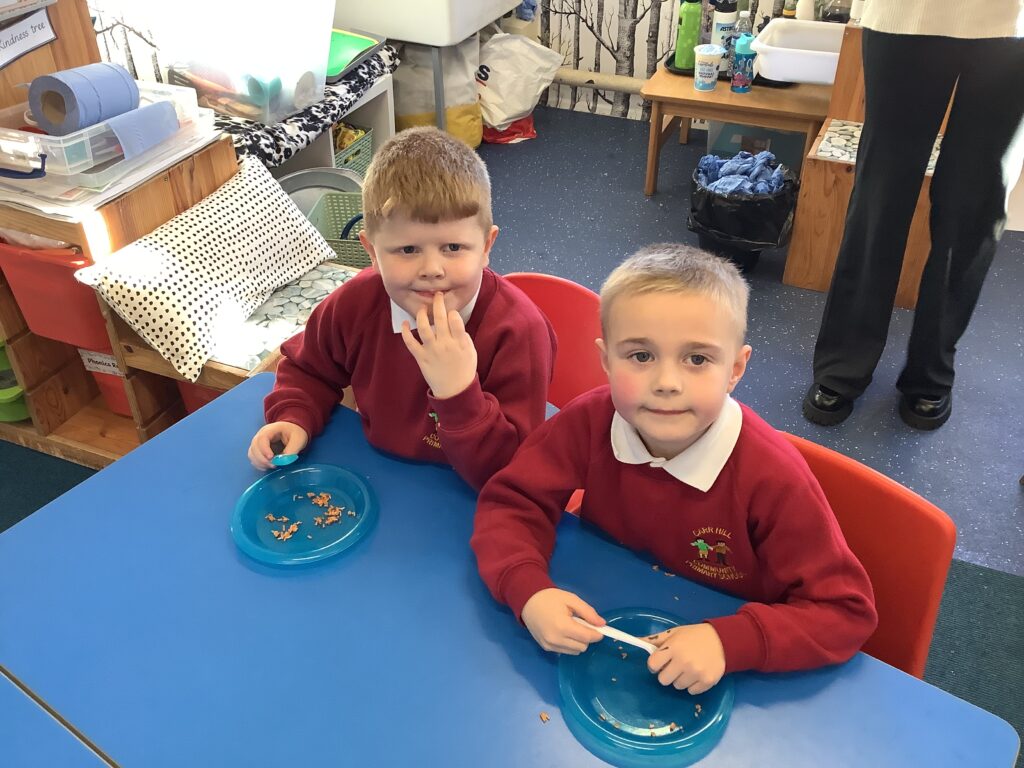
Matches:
[76,156,335,381]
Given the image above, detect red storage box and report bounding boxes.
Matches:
[92,371,132,417]
[78,350,131,417]
[176,380,223,414]
[0,242,111,352]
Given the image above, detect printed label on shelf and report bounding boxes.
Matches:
[78,349,123,377]
[0,8,55,69]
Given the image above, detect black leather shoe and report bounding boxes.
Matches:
[899,393,952,430]
[802,384,854,426]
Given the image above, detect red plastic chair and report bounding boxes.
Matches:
[503,272,605,409]
[782,432,956,678]
[504,273,606,514]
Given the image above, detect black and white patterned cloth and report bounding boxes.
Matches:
[75,157,336,381]
[214,46,400,168]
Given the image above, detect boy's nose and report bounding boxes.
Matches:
[652,365,682,395]
[418,250,445,277]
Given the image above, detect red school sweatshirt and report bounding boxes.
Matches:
[471,387,878,673]
[264,268,556,490]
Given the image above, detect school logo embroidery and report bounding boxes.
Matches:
[687,526,745,582]
[423,410,441,450]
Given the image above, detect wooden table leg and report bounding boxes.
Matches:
[659,116,682,149]
[645,100,663,196]
[679,117,691,144]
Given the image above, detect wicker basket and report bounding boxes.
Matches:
[308,192,370,269]
[333,125,373,176]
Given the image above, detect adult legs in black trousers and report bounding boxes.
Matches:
[804,30,1024,428]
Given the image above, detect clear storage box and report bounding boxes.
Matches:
[0,108,215,200]
[0,81,203,177]
[147,1,334,124]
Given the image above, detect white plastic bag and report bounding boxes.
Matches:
[476,32,563,131]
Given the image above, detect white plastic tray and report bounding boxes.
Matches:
[750,19,845,85]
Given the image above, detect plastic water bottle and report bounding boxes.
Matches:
[675,0,705,70]
[731,33,756,92]
[727,10,753,77]
[736,9,753,34]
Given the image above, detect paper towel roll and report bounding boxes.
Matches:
[28,63,139,136]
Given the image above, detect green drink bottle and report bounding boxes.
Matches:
[674,0,704,70]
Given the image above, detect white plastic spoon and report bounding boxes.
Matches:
[573,617,658,655]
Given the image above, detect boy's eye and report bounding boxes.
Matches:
[446,243,462,252]
[689,354,708,366]
[401,246,417,255]
[628,351,653,363]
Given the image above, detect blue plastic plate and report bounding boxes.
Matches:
[559,608,734,768]
[231,464,377,566]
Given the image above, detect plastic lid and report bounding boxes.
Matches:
[739,9,750,17]
[735,33,755,55]
[714,0,738,11]
[328,29,379,78]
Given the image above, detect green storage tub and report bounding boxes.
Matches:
[0,367,28,422]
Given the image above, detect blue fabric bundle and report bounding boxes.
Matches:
[696,151,787,196]
[516,0,537,21]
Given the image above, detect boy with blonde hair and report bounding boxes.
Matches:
[249,127,556,489]
[472,244,876,692]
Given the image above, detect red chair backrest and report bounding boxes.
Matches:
[782,432,956,678]
[504,272,606,408]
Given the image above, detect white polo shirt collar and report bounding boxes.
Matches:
[609,396,743,492]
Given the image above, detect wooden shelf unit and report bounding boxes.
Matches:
[0,136,240,468]
[0,272,138,468]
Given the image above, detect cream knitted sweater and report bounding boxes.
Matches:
[861,0,1023,39]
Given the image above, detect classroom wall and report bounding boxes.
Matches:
[532,0,683,121]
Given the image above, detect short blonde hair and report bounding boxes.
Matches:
[600,244,750,341]
[361,126,493,233]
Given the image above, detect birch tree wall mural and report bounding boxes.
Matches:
[540,0,678,120]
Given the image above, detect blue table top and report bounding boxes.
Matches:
[0,672,108,768]
[0,375,1018,768]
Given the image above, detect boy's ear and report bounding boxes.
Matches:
[481,225,499,268]
[595,337,611,377]
[359,231,379,271]
[727,344,752,394]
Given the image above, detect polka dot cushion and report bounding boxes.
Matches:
[76,156,335,381]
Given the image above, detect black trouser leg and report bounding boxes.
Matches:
[897,38,1024,399]
[812,31,960,400]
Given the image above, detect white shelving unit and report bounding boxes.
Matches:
[271,73,395,179]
